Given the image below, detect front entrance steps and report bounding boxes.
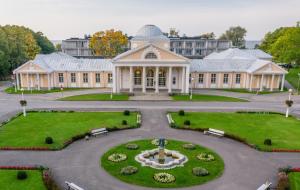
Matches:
[129,92,172,101]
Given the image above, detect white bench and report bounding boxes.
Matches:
[166,114,174,124]
[257,181,272,190]
[91,128,108,136]
[204,128,225,137]
[65,181,84,190]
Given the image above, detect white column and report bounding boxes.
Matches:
[16,73,20,90]
[281,74,285,91]
[47,74,51,90]
[36,73,40,90]
[218,73,222,88]
[116,67,120,93]
[249,74,253,91]
[260,74,264,91]
[155,66,159,93]
[181,67,185,93]
[129,66,133,93]
[142,67,146,93]
[27,73,30,90]
[270,74,275,92]
[206,73,209,88]
[90,72,93,88]
[185,66,190,93]
[168,67,172,93]
[112,66,116,93]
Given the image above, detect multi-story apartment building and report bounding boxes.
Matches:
[61,37,92,57]
[61,35,231,59]
[170,37,232,59]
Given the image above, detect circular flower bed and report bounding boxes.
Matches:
[151,139,168,146]
[153,172,175,183]
[125,143,139,150]
[108,153,127,162]
[182,143,196,150]
[197,153,215,161]
[120,166,138,175]
[192,167,209,176]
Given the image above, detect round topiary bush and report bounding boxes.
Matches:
[264,139,272,146]
[184,120,191,126]
[125,143,139,150]
[182,143,196,150]
[192,167,209,176]
[108,153,127,162]
[124,110,130,116]
[151,139,168,146]
[122,120,127,125]
[17,171,27,180]
[120,166,138,175]
[45,137,53,144]
[153,172,175,183]
[197,153,215,161]
[178,110,185,116]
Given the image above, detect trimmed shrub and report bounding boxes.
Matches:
[126,143,139,150]
[178,110,185,116]
[264,139,272,146]
[277,172,290,190]
[17,171,27,180]
[170,123,178,128]
[120,166,138,175]
[108,153,127,162]
[45,137,53,144]
[197,153,215,161]
[123,110,130,116]
[153,172,175,183]
[192,167,209,176]
[182,143,196,150]
[184,120,191,126]
[122,120,127,125]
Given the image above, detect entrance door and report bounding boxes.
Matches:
[146,69,154,88]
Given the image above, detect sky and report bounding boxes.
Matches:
[0,0,299,41]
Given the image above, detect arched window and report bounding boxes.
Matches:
[134,70,142,85]
[145,52,158,59]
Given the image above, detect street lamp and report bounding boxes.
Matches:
[285,89,294,118]
[20,88,24,100]
[288,88,293,101]
[19,88,27,117]
[190,77,194,100]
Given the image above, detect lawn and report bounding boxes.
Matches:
[0,111,137,149]
[5,87,90,94]
[286,68,300,90]
[171,112,300,150]
[0,170,46,190]
[101,139,224,188]
[289,172,300,190]
[221,88,284,94]
[59,93,129,101]
[171,94,247,102]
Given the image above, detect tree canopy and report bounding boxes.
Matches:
[200,32,215,39]
[89,29,128,58]
[219,26,247,48]
[259,25,300,65]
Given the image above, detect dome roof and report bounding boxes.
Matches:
[132,25,169,41]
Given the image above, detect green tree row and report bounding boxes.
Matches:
[0,25,55,80]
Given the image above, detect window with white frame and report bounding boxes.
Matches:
[198,74,204,84]
[223,74,229,84]
[134,70,142,85]
[71,73,76,83]
[236,74,241,84]
[95,73,101,83]
[211,73,216,84]
[58,73,64,83]
[83,73,88,83]
[145,52,157,59]
[159,70,166,86]
[108,73,113,83]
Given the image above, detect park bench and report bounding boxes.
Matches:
[257,181,272,190]
[204,128,225,137]
[91,128,108,137]
[65,181,84,190]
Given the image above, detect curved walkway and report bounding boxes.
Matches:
[0,109,300,190]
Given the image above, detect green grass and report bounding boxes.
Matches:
[289,172,300,190]
[172,94,247,102]
[101,139,224,188]
[171,112,300,150]
[222,88,284,94]
[0,111,137,149]
[5,87,91,94]
[0,170,47,190]
[286,68,300,90]
[59,93,129,101]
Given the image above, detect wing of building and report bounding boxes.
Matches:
[14,25,287,93]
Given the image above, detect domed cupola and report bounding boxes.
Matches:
[131,25,170,49]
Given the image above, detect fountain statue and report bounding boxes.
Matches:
[158,138,165,164]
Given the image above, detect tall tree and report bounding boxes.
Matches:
[200,32,215,39]
[32,31,55,54]
[89,29,128,58]
[169,28,179,37]
[0,28,10,80]
[56,43,62,52]
[219,26,247,48]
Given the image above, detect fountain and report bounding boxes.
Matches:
[135,138,188,169]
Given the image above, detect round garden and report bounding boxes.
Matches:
[101,139,224,188]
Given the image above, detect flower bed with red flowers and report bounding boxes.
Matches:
[0,147,50,151]
[272,149,300,153]
[0,165,42,170]
[292,168,300,172]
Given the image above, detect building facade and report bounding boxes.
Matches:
[62,37,92,57]
[14,25,287,93]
